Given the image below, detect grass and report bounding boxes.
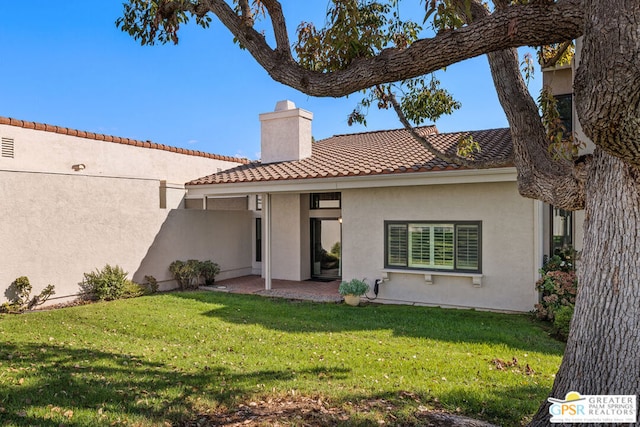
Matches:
[0,292,563,426]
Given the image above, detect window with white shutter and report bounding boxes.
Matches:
[385,221,481,273]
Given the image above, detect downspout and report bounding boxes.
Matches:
[264,192,272,290]
[533,200,545,305]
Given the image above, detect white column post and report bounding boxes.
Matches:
[264,193,272,290]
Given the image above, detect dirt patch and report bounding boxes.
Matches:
[181,395,497,427]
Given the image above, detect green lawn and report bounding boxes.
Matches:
[0,292,563,426]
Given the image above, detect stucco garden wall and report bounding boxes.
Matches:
[341,181,538,312]
[0,171,252,304]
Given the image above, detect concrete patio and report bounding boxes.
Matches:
[201,275,343,303]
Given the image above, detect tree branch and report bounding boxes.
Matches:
[260,0,292,59]
[540,40,573,68]
[380,0,587,204]
[458,0,588,209]
[200,0,583,97]
[237,0,254,26]
[487,48,589,210]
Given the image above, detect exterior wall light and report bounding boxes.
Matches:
[71,164,86,171]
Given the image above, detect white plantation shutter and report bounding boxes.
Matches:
[456,224,480,270]
[433,225,454,268]
[409,224,431,267]
[387,224,407,266]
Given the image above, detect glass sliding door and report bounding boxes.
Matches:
[311,218,342,280]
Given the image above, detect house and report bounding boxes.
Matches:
[1,58,583,312]
[0,117,250,304]
[184,100,576,313]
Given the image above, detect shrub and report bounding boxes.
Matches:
[553,304,574,340]
[0,277,55,313]
[143,275,159,293]
[199,261,220,286]
[170,260,220,289]
[82,264,129,301]
[122,280,148,298]
[169,260,202,290]
[338,278,369,296]
[541,246,576,273]
[534,270,577,321]
[534,248,578,341]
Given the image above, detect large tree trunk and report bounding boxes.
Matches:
[528,149,640,426]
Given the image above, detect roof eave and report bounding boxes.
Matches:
[185,166,518,198]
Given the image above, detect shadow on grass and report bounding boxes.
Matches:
[182,385,551,426]
[0,341,350,426]
[0,291,557,427]
[174,291,564,356]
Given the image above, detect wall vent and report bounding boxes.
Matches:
[1,138,14,158]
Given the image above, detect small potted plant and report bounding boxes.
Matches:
[339,278,369,306]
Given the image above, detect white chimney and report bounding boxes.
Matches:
[259,100,313,164]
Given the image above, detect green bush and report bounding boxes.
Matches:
[338,278,369,296]
[330,241,341,257]
[541,247,576,273]
[534,270,577,321]
[143,275,159,293]
[170,260,220,289]
[122,280,148,298]
[199,261,220,286]
[553,304,574,340]
[0,277,55,313]
[82,264,129,301]
[169,260,202,290]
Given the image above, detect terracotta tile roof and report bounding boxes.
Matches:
[0,116,250,164]
[188,126,513,185]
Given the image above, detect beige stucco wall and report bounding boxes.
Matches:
[0,124,249,305]
[340,182,538,312]
[0,171,252,304]
[543,66,573,96]
[0,125,241,185]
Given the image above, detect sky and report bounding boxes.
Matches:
[0,1,542,160]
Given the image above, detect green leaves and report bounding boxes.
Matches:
[348,75,460,127]
[538,41,575,68]
[520,52,535,86]
[295,0,422,72]
[116,0,211,46]
[538,86,583,160]
[457,134,481,159]
[424,0,471,32]
[398,76,461,124]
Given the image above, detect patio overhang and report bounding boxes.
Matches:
[184,167,517,199]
